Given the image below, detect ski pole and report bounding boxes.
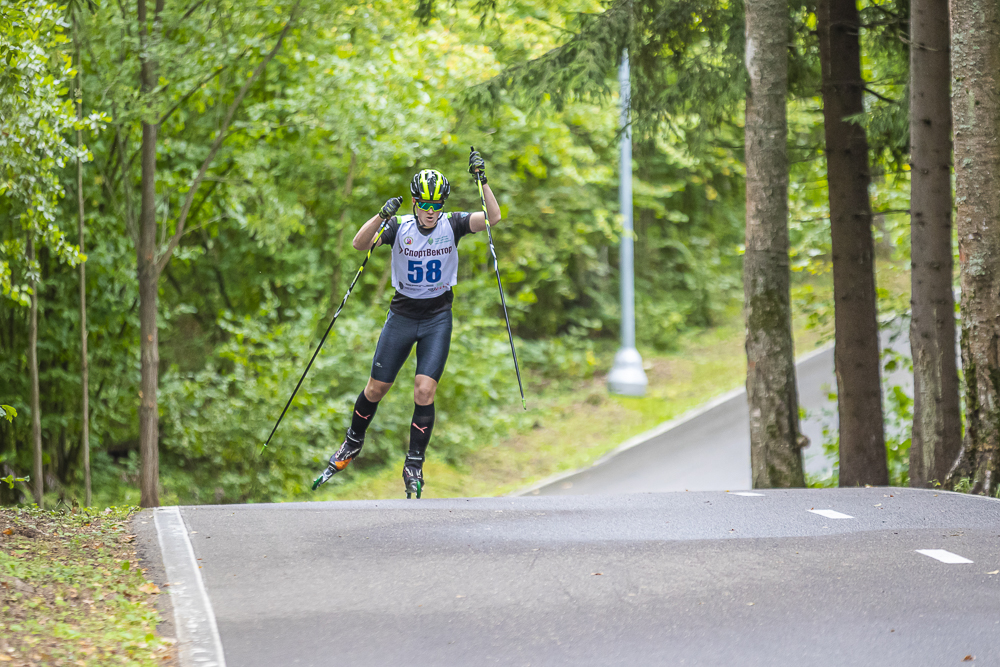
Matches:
[472,146,526,410]
[260,222,390,453]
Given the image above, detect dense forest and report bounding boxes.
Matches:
[2,0,997,506]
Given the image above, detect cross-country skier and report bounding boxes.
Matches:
[312,149,500,498]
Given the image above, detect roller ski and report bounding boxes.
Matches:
[403,456,424,499]
[312,432,363,490]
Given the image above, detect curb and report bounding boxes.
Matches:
[154,506,228,667]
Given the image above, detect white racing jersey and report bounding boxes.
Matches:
[390,214,460,300]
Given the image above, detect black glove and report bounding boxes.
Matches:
[379,196,403,220]
[469,146,487,184]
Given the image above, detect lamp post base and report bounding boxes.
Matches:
[608,346,648,396]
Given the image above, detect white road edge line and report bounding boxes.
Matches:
[730,492,765,497]
[511,342,835,497]
[808,509,854,519]
[916,549,974,564]
[154,506,228,667]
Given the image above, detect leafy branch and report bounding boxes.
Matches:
[1,404,16,423]
[2,474,30,489]
[155,0,302,275]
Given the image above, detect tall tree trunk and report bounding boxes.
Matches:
[28,235,43,506]
[137,0,162,508]
[950,0,1000,495]
[138,148,158,509]
[74,14,92,507]
[132,1,296,507]
[744,0,805,487]
[908,0,960,488]
[817,0,888,487]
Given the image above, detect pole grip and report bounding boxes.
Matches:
[471,145,485,184]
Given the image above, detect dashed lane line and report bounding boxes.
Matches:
[916,549,974,564]
[807,509,854,519]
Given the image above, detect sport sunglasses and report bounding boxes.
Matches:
[414,199,445,212]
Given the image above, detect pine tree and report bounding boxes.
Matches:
[817,0,888,487]
[908,0,960,488]
[950,0,1000,495]
[744,0,805,487]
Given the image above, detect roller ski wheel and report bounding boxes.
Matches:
[403,456,424,499]
[312,433,363,491]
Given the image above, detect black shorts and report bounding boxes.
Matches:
[370,310,453,383]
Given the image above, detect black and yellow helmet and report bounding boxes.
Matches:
[410,169,450,202]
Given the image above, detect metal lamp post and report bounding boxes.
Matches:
[608,50,648,396]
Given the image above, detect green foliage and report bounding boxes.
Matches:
[946,477,1000,498]
[881,324,913,487]
[462,0,747,139]
[0,0,105,305]
[858,0,910,170]
[2,474,30,489]
[461,0,630,112]
[0,405,16,423]
[807,315,914,489]
[951,477,973,494]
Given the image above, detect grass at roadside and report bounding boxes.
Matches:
[0,506,173,666]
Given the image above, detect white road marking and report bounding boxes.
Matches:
[731,492,764,497]
[916,549,974,564]
[808,509,854,519]
[155,506,228,666]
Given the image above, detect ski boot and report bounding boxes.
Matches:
[403,455,424,499]
[312,431,364,490]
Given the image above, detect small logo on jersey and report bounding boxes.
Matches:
[404,236,414,245]
[427,236,452,246]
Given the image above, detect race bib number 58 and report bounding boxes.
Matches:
[407,259,443,283]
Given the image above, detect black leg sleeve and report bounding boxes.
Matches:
[407,402,435,460]
[349,390,380,440]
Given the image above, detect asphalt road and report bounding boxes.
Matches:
[530,327,913,496]
[149,488,1000,667]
